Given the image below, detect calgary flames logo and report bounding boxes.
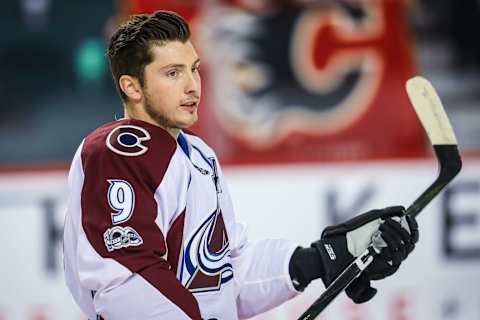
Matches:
[184,209,233,293]
[207,1,385,146]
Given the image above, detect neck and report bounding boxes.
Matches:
[124,105,180,139]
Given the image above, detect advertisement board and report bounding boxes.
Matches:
[196,0,424,163]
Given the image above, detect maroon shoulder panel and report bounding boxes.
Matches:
[80,119,201,319]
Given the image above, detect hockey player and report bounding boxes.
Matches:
[63,11,419,320]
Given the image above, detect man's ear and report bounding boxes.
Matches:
[119,75,142,101]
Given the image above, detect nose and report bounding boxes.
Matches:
[185,71,200,96]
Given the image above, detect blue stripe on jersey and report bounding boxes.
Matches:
[177,133,190,158]
[179,248,185,282]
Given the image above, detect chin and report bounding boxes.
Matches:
[178,116,198,129]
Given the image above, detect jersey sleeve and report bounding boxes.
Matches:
[231,226,301,319]
[71,122,201,319]
[215,162,301,319]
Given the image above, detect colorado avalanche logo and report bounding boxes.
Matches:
[184,210,233,293]
[106,125,151,156]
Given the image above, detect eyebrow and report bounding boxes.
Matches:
[161,58,201,70]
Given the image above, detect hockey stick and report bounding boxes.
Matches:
[297,76,462,320]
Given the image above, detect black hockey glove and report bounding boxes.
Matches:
[289,206,419,303]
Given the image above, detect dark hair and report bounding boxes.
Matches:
[107,11,191,101]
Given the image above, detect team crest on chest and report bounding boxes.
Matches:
[184,209,233,293]
[106,125,151,156]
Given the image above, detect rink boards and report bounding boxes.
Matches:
[0,158,479,320]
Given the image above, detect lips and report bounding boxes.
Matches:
[181,101,197,107]
[180,101,198,114]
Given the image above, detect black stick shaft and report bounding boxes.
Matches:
[297,263,362,320]
[406,145,461,217]
[298,249,375,319]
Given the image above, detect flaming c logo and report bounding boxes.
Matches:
[208,1,386,146]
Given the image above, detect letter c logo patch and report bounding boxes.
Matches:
[106,125,151,157]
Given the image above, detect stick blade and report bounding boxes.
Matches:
[406,76,458,145]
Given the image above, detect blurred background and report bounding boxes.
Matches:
[0,0,479,319]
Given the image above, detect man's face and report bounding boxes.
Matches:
[141,40,201,131]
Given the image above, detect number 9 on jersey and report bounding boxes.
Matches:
[107,179,135,224]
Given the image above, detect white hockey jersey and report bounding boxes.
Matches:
[63,119,299,320]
